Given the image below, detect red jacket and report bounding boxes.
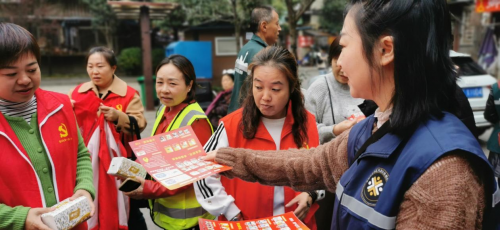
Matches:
[71,83,137,145]
[220,104,319,229]
[72,84,132,230]
[0,89,86,230]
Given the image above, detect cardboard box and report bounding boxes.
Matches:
[107,157,147,179]
[41,196,91,230]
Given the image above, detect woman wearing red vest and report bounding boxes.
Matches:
[124,55,214,230]
[0,23,95,230]
[194,46,321,229]
[69,47,147,229]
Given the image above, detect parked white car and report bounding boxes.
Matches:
[452,50,497,133]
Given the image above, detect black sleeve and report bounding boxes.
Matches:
[484,91,499,124]
[454,87,478,137]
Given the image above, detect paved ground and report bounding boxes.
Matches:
[40,66,491,228]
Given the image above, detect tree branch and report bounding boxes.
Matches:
[295,0,315,22]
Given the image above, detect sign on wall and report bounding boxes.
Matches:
[477,0,500,13]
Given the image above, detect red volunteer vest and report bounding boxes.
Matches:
[72,83,134,230]
[0,89,86,230]
[71,83,137,144]
[220,104,320,229]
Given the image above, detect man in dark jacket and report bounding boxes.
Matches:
[228,5,281,113]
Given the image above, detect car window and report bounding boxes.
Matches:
[451,57,487,76]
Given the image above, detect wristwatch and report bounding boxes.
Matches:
[229,213,241,221]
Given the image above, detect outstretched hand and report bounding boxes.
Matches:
[285,192,312,220]
[201,150,217,162]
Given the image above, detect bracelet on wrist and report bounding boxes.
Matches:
[307,191,318,203]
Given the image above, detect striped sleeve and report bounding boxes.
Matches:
[194,122,241,220]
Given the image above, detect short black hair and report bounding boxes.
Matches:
[328,35,342,65]
[347,0,457,136]
[249,5,275,34]
[86,46,117,67]
[223,73,235,81]
[0,22,40,68]
[155,55,197,103]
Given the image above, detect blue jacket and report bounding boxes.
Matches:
[332,113,500,230]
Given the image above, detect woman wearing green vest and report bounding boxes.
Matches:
[124,55,214,230]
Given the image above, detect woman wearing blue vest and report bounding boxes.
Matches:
[123,55,214,230]
[202,0,500,229]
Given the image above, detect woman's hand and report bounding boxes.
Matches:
[99,104,119,122]
[201,150,218,162]
[123,176,146,200]
[285,192,312,220]
[24,207,55,230]
[70,190,95,216]
[333,119,357,136]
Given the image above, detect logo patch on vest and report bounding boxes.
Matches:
[58,123,73,143]
[59,123,68,138]
[361,168,389,206]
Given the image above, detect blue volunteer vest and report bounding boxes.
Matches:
[331,113,500,230]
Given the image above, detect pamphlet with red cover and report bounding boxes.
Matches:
[129,126,232,190]
[199,212,310,230]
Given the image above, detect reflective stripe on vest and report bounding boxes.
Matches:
[149,102,214,229]
[335,183,396,230]
[151,103,213,136]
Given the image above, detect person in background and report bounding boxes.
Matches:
[316,47,328,75]
[304,35,364,230]
[195,46,322,230]
[484,82,500,184]
[305,35,364,144]
[228,5,281,113]
[70,46,147,230]
[124,55,214,230]
[202,0,500,229]
[0,22,95,230]
[206,69,235,126]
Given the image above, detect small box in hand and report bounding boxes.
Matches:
[41,196,91,230]
[107,157,147,179]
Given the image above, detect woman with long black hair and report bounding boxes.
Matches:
[202,0,500,229]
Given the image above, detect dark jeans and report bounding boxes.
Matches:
[128,199,148,230]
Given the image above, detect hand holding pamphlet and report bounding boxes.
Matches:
[199,212,310,230]
[129,126,232,190]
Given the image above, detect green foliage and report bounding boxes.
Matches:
[155,0,270,28]
[118,47,166,75]
[237,0,272,31]
[152,48,166,69]
[319,0,345,34]
[118,47,142,75]
[81,0,116,30]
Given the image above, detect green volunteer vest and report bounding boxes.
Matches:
[149,102,215,230]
